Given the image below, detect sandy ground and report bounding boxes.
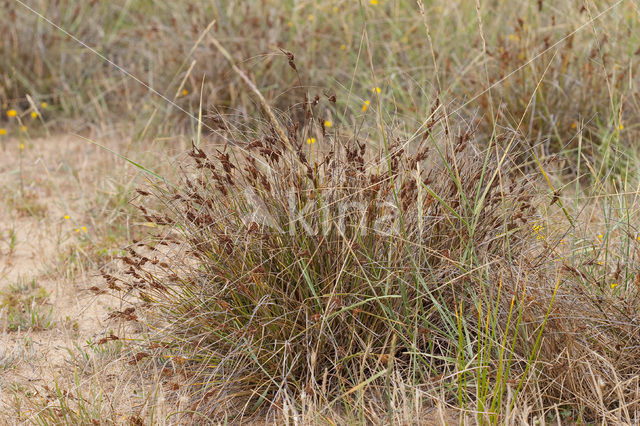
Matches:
[0,133,142,422]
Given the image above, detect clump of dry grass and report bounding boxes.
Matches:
[532,197,640,423]
[99,97,563,423]
[94,98,640,423]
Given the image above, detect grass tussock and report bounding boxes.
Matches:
[98,98,630,422]
[1,278,54,332]
[98,90,640,422]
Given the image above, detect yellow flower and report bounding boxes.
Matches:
[324,120,332,128]
[307,14,315,21]
[181,89,189,96]
[287,21,294,28]
[340,44,346,51]
[0,129,6,136]
[374,87,381,94]
[75,228,80,233]
[619,123,624,130]
[571,122,577,129]
[362,100,370,112]
[370,0,378,4]
[41,102,48,109]
[82,226,87,233]
[31,111,38,118]
[7,109,17,118]
[610,283,618,289]
[19,143,24,150]
[306,137,316,145]
[64,215,70,220]
[598,234,603,240]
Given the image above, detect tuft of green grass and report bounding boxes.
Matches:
[2,227,18,257]
[3,190,48,219]
[29,375,108,426]
[1,278,54,332]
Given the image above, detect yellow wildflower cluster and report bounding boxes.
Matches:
[532,224,545,241]
[65,215,88,234]
[2,102,50,137]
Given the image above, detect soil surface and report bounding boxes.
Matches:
[0,134,138,422]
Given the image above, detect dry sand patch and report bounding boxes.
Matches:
[0,134,144,421]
